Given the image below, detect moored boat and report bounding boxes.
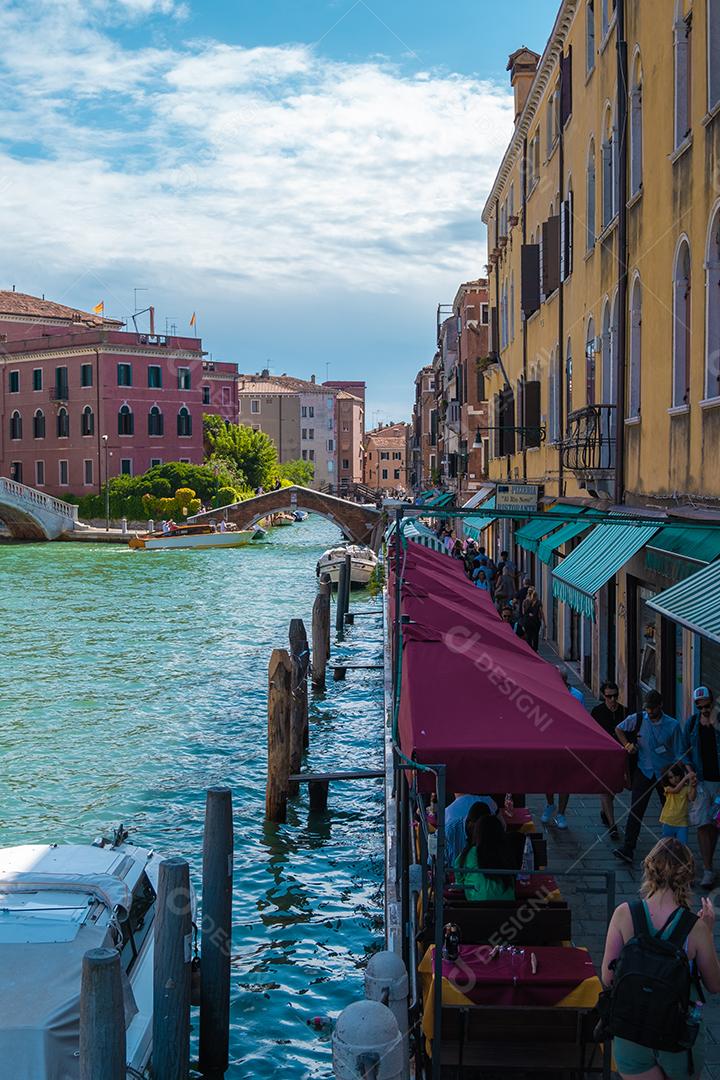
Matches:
[292,510,309,521]
[316,542,378,587]
[129,522,259,550]
[0,828,191,1077]
[269,512,295,527]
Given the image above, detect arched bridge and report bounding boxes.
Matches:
[191,486,384,549]
[0,477,79,540]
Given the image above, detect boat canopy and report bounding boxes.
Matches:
[390,541,625,794]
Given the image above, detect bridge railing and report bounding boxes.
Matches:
[0,477,79,521]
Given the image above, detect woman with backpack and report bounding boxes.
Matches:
[601,837,720,1079]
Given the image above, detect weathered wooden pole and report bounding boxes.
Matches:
[288,619,309,795]
[336,559,350,638]
[266,648,293,823]
[199,787,234,1077]
[309,779,329,811]
[343,552,352,618]
[153,857,192,1080]
[312,580,331,691]
[79,948,126,1080]
[320,574,332,660]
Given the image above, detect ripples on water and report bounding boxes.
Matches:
[0,517,385,1077]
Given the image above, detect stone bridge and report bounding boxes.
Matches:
[191,486,384,549]
[0,477,80,540]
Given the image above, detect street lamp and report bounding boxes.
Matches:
[101,435,109,531]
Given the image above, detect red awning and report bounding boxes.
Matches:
[390,545,625,794]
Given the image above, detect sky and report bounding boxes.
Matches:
[0,0,559,426]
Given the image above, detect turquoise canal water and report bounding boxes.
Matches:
[0,517,385,1078]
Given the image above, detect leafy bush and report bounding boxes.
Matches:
[279,459,315,486]
[203,415,278,490]
[213,486,239,509]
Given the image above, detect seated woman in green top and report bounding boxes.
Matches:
[454,813,515,901]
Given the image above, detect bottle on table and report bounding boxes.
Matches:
[504,793,514,818]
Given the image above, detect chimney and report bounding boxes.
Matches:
[507,47,541,123]
[310,374,316,383]
[261,367,270,377]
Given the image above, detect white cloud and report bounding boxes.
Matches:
[0,6,513,308]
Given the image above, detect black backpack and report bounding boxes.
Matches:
[597,900,700,1055]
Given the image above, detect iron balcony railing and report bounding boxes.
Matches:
[560,403,617,476]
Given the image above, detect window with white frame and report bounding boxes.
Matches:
[600,299,613,403]
[548,349,560,441]
[84,459,94,485]
[59,460,69,486]
[587,139,597,249]
[251,399,260,414]
[120,459,133,476]
[585,318,597,404]
[674,5,692,149]
[587,0,596,73]
[481,303,489,325]
[601,108,616,227]
[630,54,643,196]
[673,238,692,406]
[35,460,45,486]
[705,205,720,399]
[628,276,643,416]
[566,338,574,418]
[510,273,515,341]
[710,0,720,110]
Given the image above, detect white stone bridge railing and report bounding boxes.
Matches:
[0,477,79,521]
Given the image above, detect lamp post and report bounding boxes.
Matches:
[102,435,109,531]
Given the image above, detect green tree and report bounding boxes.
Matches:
[203,415,279,490]
[278,459,315,486]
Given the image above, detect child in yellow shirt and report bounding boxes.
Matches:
[660,761,696,843]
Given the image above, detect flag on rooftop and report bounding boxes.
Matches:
[92,301,104,315]
[189,312,196,327]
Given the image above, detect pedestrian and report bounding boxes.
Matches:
[684,686,720,887]
[591,680,628,840]
[542,670,584,830]
[472,567,490,591]
[601,837,720,1079]
[613,690,684,865]
[659,761,696,844]
[520,586,545,651]
[494,565,516,609]
[451,538,464,560]
[443,529,455,553]
[497,549,517,587]
[444,793,498,864]
[516,575,532,610]
[472,546,497,590]
[499,604,516,628]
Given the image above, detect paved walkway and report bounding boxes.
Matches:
[535,642,720,1079]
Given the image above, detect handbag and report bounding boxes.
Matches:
[690,783,711,827]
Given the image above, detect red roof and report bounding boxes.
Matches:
[0,291,123,328]
[389,542,625,794]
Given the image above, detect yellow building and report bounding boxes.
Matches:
[482,0,720,711]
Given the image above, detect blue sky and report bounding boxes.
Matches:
[0,0,558,425]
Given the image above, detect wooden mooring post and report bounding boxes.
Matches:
[312,576,331,691]
[153,857,192,1080]
[79,948,126,1080]
[288,618,309,795]
[266,648,293,823]
[199,787,234,1077]
[335,554,351,638]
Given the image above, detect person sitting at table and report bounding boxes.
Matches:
[445,793,498,864]
[454,814,515,902]
[601,837,720,1080]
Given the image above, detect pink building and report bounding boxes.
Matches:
[0,292,235,497]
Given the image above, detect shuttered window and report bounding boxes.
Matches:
[560,46,573,126]
[521,245,541,317]
[542,216,561,297]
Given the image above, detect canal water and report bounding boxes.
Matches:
[0,516,385,1078]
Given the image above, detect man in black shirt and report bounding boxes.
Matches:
[591,681,627,841]
[685,686,720,887]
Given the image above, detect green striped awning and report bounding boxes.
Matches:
[552,521,660,620]
[464,495,497,540]
[515,504,586,554]
[646,525,720,565]
[426,492,455,508]
[537,519,593,565]
[648,561,720,644]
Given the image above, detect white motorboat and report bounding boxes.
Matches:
[0,828,191,1077]
[292,510,309,521]
[316,543,379,588]
[129,522,260,550]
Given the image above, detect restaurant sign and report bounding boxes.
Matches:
[496,483,539,514]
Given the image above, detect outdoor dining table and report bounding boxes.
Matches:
[418,943,602,1039]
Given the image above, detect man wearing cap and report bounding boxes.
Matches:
[612,689,684,865]
[685,686,720,887]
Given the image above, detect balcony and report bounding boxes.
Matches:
[560,404,616,494]
[49,387,69,402]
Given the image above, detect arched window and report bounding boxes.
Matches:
[601,106,616,228]
[148,406,164,436]
[628,276,642,416]
[118,404,134,436]
[586,318,597,404]
[57,407,69,438]
[81,406,94,436]
[177,406,192,437]
[600,299,613,403]
[674,0,692,149]
[566,337,573,420]
[705,205,720,399]
[33,409,45,439]
[672,238,691,406]
[710,0,720,111]
[10,410,22,440]
[630,53,643,196]
[586,0,596,74]
[548,348,562,441]
[586,139,597,250]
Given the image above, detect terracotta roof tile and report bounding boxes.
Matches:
[0,291,123,327]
